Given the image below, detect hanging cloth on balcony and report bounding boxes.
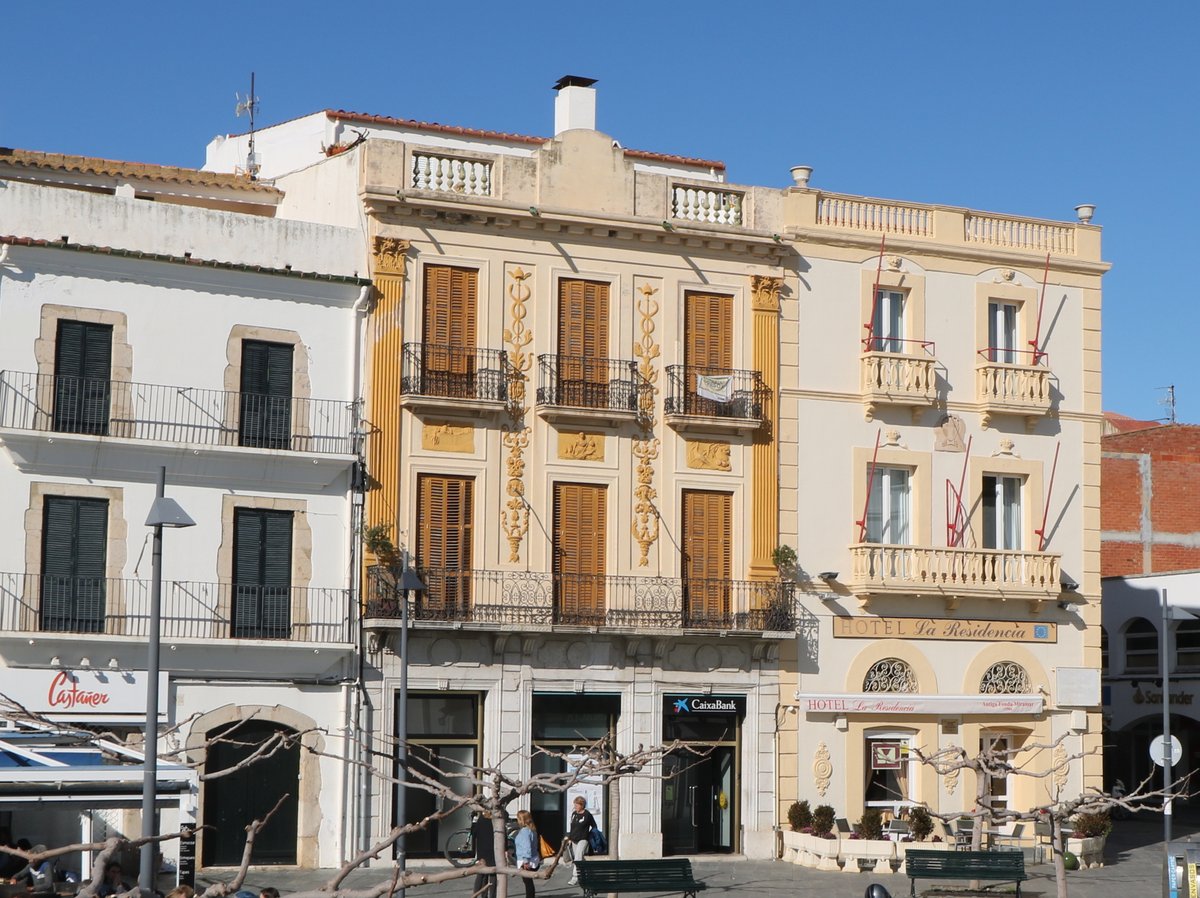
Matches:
[695,373,733,402]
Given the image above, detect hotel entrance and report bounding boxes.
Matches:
[661,694,742,856]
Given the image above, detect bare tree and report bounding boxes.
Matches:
[913,735,1194,898]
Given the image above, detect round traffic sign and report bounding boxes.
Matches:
[1150,734,1183,767]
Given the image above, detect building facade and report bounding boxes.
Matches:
[0,155,367,871]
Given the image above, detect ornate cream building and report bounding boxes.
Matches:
[205,77,1107,858]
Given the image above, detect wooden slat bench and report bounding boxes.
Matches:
[575,858,707,898]
[905,849,1028,898]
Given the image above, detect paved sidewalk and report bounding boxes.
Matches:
[198,816,1200,897]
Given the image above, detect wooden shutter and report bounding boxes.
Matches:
[684,292,733,371]
[423,266,478,376]
[54,320,112,434]
[417,474,473,611]
[239,341,294,449]
[552,483,606,622]
[557,279,610,389]
[681,490,732,622]
[233,508,293,637]
[41,496,107,631]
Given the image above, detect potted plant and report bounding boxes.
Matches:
[1066,811,1110,868]
[842,809,894,873]
[894,807,948,873]
[807,804,841,871]
[781,801,812,863]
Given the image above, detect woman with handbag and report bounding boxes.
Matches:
[512,810,540,898]
[566,796,597,886]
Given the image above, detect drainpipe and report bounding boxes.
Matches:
[349,283,371,854]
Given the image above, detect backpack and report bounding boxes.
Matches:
[588,827,608,855]
[538,834,555,859]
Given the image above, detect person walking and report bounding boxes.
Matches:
[566,796,597,887]
[512,810,539,898]
[471,811,499,898]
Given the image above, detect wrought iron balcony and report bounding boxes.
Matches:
[0,371,355,454]
[847,543,1061,609]
[663,365,766,432]
[399,343,509,410]
[860,338,937,421]
[976,348,1053,429]
[0,573,351,644]
[365,566,796,634]
[535,355,650,423]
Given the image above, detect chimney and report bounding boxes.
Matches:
[553,75,598,135]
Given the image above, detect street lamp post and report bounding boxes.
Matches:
[394,561,426,898]
[140,467,195,894]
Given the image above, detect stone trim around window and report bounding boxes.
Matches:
[222,325,312,440]
[850,444,933,546]
[216,495,313,630]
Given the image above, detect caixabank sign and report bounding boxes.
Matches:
[668,694,746,715]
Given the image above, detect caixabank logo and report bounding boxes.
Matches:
[672,696,740,714]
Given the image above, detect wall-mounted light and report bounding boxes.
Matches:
[1058,601,1078,612]
[1060,574,1079,592]
[50,656,61,668]
[818,571,839,582]
[108,658,120,671]
[79,657,91,669]
[818,593,838,603]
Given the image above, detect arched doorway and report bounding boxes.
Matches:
[202,720,300,865]
[1110,714,1198,801]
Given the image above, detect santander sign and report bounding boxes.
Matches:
[47,671,111,710]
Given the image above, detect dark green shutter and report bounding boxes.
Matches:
[53,320,112,434]
[41,496,107,632]
[239,341,293,449]
[233,508,292,638]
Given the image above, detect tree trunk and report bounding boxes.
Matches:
[1052,816,1068,898]
[493,816,508,898]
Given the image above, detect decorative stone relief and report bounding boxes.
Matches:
[886,255,903,272]
[884,429,902,448]
[1052,743,1069,793]
[372,236,410,276]
[813,742,833,797]
[686,440,732,471]
[631,282,661,566]
[501,266,533,562]
[934,415,967,452]
[750,274,782,311]
[945,765,960,796]
[997,268,1017,283]
[558,431,604,461]
[422,421,474,453]
[993,438,1020,457]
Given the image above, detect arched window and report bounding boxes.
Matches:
[863,658,917,693]
[1125,618,1158,673]
[1176,620,1200,671]
[1101,627,1109,675]
[979,661,1031,694]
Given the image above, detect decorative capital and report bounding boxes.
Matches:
[750,275,782,312]
[372,236,411,276]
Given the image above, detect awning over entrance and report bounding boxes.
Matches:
[794,693,1045,715]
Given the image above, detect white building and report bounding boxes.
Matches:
[0,151,368,872]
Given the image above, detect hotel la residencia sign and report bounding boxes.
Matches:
[832,616,1056,643]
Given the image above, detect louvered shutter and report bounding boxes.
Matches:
[685,293,733,371]
[682,490,732,624]
[233,509,293,638]
[557,280,610,404]
[553,483,606,622]
[422,266,478,385]
[53,320,112,435]
[239,341,293,449]
[41,497,107,632]
[417,474,473,612]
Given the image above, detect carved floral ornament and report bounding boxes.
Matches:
[631,281,661,567]
[813,742,833,797]
[501,266,533,563]
[372,236,410,275]
[750,275,782,311]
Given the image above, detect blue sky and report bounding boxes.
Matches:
[3,1,1194,422]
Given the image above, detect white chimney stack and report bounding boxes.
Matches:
[553,75,598,135]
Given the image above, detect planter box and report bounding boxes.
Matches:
[807,834,841,871]
[840,838,894,873]
[780,830,805,865]
[1067,834,1106,869]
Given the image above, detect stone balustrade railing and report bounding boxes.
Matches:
[671,185,744,226]
[965,213,1076,255]
[817,194,933,236]
[848,543,1060,602]
[977,360,1053,427]
[411,153,492,196]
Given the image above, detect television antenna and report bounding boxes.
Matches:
[234,72,261,180]
[1157,384,1177,424]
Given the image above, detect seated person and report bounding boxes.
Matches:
[10,846,53,894]
[0,841,30,881]
[96,862,132,898]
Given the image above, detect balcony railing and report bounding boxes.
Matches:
[860,339,937,417]
[965,213,1075,255]
[848,544,1061,602]
[670,185,745,226]
[816,194,933,237]
[976,349,1052,424]
[365,566,796,633]
[400,344,509,404]
[663,365,766,425]
[0,573,351,643]
[535,355,650,418]
[411,153,492,197]
[0,371,355,454]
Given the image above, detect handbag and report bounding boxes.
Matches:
[538,834,555,859]
[588,827,608,855]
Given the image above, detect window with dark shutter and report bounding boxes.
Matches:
[557,279,610,407]
[552,483,606,624]
[421,266,478,397]
[238,340,294,449]
[53,320,113,435]
[416,474,473,614]
[41,496,108,632]
[232,508,293,638]
[681,490,732,627]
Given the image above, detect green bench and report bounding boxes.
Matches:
[905,849,1028,898]
[574,858,707,898]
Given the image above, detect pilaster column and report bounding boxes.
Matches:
[749,275,781,581]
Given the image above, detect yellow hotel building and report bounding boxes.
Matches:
[205,76,1107,861]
